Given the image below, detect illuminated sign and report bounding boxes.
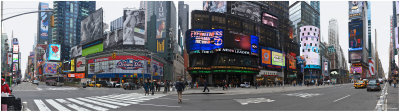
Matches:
[262,12,278,27]
[188,29,223,51]
[214,48,250,55]
[250,35,259,56]
[13,54,18,62]
[188,67,211,70]
[349,1,364,20]
[13,45,19,53]
[288,52,296,69]
[213,70,257,74]
[211,66,258,71]
[48,44,61,61]
[351,66,363,74]
[261,48,271,65]
[71,59,75,72]
[157,39,165,53]
[349,20,363,49]
[272,51,285,66]
[116,59,144,70]
[190,70,211,74]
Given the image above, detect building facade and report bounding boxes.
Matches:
[289,1,320,43]
[110,16,123,32]
[52,1,96,61]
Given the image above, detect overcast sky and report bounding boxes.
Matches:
[1,0,397,79]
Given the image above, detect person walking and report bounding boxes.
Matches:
[144,80,150,96]
[150,80,155,95]
[175,78,185,104]
[254,81,258,89]
[163,80,168,93]
[222,80,228,90]
[393,80,397,88]
[203,80,210,92]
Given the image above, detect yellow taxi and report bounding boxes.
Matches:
[354,80,367,88]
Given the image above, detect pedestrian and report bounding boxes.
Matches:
[1,78,11,94]
[203,80,210,92]
[150,80,155,95]
[222,80,228,90]
[389,79,392,86]
[254,81,258,89]
[293,80,296,87]
[163,80,168,93]
[144,80,150,96]
[175,78,185,104]
[393,80,397,88]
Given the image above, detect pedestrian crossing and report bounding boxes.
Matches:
[32,93,166,111]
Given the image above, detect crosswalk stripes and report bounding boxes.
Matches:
[45,99,71,111]
[32,93,167,111]
[33,99,51,111]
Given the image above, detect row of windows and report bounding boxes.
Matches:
[302,48,319,53]
[301,37,319,41]
[303,43,318,47]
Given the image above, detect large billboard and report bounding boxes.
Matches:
[81,8,103,45]
[349,1,364,20]
[156,1,167,53]
[82,43,103,56]
[225,31,251,51]
[44,62,58,75]
[230,1,261,23]
[104,29,123,49]
[250,35,259,55]
[187,29,224,51]
[76,57,86,72]
[349,50,362,62]
[262,12,278,28]
[48,44,61,61]
[39,2,49,41]
[13,54,18,63]
[7,53,12,65]
[348,20,363,50]
[272,51,285,67]
[351,66,363,74]
[203,1,226,13]
[123,10,146,45]
[70,46,82,58]
[13,63,18,72]
[261,48,271,66]
[87,55,163,76]
[71,59,75,72]
[13,45,19,53]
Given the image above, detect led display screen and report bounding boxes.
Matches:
[230,1,261,23]
[188,29,224,51]
[349,20,363,49]
[262,12,278,27]
[48,44,61,61]
[272,51,285,66]
[225,31,250,50]
[250,35,259,55]
[123,10,146,45]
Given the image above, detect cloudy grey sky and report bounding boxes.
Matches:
[183,1,395,78]
[1,1,397,79]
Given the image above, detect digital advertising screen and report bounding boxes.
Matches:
[188,29,224,51]
[39,2,49,41]
[349,20,363,49]
[71,59,75,72]
[261,48,271,66]
[7,53,12,65]
[123,10,146,45]
[349,50,362,62]
[262,13,278,27]
[13,54,18,62]
[44,62,58,75]
[350,66,363,74]
[288,52,296,70]
[300,34,320,68]
[349,1,364,20]
[13,63,18,72]
[70,46,82,58]
[13,45,19,53]
[203,1,226,13]
[82,43,103,56]
[250,35,259,55]
[230,1,261,23]
[156,1,167,39]
[81,8,103,45]
[225,31,251,51]
[272,51,285,67]
[48,44,61,61]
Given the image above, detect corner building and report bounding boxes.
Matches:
[188,1,291,86]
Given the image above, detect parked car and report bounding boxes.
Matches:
[367,80,381,91]
[96,81,112,87]
[240,82,251,88]
[32,80,39,85]
[354,80,367,88]
[123,82,138,90]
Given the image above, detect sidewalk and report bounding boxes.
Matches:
[386,84,399,111]
[166,83,351,95]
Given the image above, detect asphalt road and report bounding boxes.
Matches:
[11,82,388,111]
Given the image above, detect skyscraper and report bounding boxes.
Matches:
[289,1,320,43]
[178,1,189,54]
[37,2,52,45]
[52,1,96,61]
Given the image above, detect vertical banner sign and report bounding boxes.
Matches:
[156,1,167,53]
[71,59,75,72]
[39,2,49,42]
[368,59,375,76]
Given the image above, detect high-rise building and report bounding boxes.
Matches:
[52,1,96,61]
[1,33,10,76]
[178,1,189,54]
[328,19,339,48]
[142,1,179,81]
[110,16,123,32]
[37,2,52,45]
[289,1,320,44]
[310,1,320,13]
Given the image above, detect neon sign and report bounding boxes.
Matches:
[188,29,223,51]
[116,59,144,70]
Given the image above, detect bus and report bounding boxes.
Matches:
[45,76,64,86]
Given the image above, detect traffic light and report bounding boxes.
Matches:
[112,52,116,59]
[50,15,54,27]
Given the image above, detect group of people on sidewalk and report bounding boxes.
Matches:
[388,79,398,88]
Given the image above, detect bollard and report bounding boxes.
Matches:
[22,102,28,111]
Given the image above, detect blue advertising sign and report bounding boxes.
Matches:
[39,2,49,41]
[188,29,223,51]
[250,35,259,55]
[349,20,363,49]
[48,44,61,61]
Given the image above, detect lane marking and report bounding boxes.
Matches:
[76,97,119,109]
[333,95,351,102]
[94,96,139,104]
[33,99,51,111]
[55,99,90,111]
[66,98,108,111]
[86,97,130,106]
[234,98,275,105]
[45,99,71,111]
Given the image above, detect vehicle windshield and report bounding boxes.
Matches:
[357,81,364,83]
[368,80,377,84]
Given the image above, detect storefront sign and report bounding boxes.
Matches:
[211,66,258,71]
[214,48,250,55]
[116,59,144,70]
[259,70,283,77]
[188,67,211,70]
[68,73,75,77]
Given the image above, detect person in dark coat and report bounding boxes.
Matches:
[175,78,185,104]
[164,80,168,93]
[150,80,155,95]
[203,80,210,92]
[144,80,150,96]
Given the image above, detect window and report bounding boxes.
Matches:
[304,28,306,31]
[302,33,304,36]
[317,39,318,41]
[308,49,310,52]
[303,49,305,52]
[308,32,310,35]
[304,43,306,46]
[310,28,312,31]
[306,37,308,40]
